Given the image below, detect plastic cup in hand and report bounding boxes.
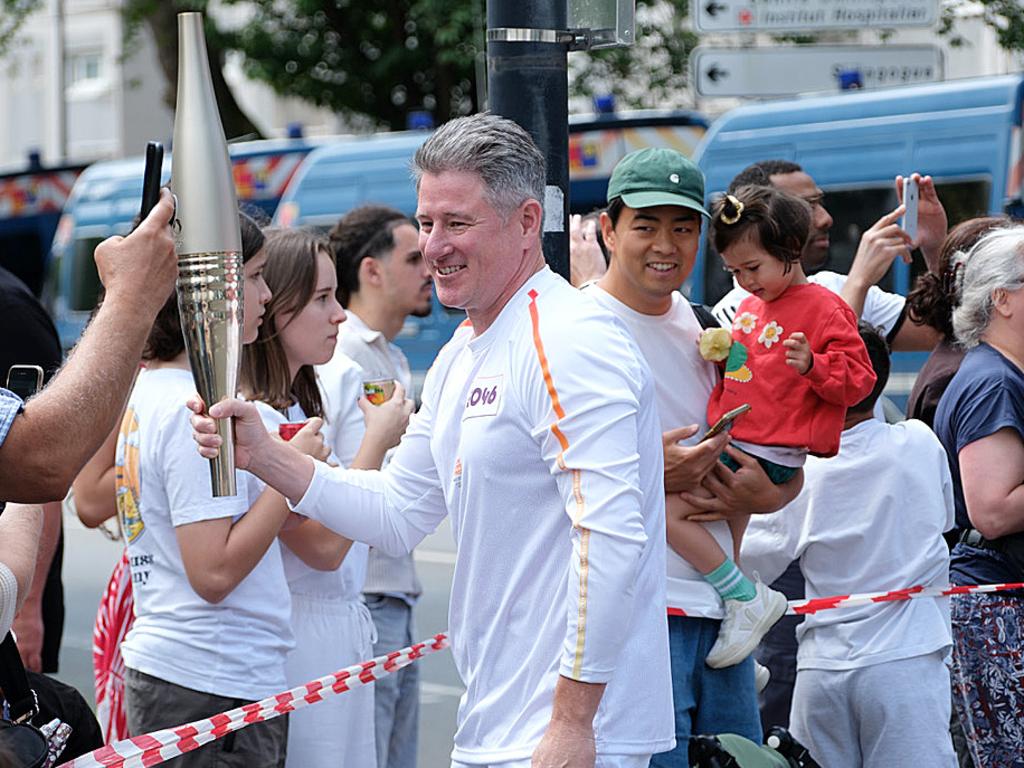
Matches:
[363,379,396,406]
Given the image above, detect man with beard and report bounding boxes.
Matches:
[319,204,434,768]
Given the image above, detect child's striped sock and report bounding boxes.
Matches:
[704,558,757,602]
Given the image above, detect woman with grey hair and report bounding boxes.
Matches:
[934,224,1024,767]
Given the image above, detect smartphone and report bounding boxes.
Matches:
[701,403,751,441]
[5,364,44,401]
[901,176,919,242]
[137,141,164,228]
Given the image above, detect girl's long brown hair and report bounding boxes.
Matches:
[241,228,334,419]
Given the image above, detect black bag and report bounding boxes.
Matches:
[0,633,49,768]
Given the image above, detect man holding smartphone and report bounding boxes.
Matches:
[0,265,66,673]
[0,189,177,502]
[581,148,803,766]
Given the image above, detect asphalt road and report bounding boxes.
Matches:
[54,506,462,767]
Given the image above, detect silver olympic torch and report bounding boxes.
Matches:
[172,11,243,497]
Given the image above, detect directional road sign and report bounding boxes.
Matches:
[691,45,942,98]
[693,0,938,34]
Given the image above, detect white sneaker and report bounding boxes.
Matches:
[754,660,771,693]
[705,580,788,669]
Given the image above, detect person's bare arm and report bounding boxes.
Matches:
[11,501,60,670]
[0,504,43,615]
[0,192,177,502]
[72,424,120,528]
[840,206,911,319]
[531,677,605,767]
[176,488,294,604]
[959,428,1024,539]
[890,317,942,352]
[679,444,803,521]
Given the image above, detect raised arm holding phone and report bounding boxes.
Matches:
[0,189,177,502]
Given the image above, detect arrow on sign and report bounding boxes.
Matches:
[705,1,727,17]
[706,64,729,83]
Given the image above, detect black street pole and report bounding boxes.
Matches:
[486,0,570,280]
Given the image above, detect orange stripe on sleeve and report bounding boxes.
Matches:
[528,288,590,677]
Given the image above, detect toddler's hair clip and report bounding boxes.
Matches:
[720,195,744,225]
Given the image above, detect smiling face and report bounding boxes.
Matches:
[241,248,272,344]
[277,250,346,371]
[416,170,543,332]
[770,171,833,271]
[721,234,801,303]
[599,204,702,315]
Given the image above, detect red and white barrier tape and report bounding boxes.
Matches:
[787,581,1024,615]
[56,581,1024,768]
[58,633,449,768]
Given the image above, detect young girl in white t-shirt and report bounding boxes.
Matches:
[119,213,330,768]
[240,229,412,768]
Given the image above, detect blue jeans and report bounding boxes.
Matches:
[366,594,419,768]
[649,615,762,767]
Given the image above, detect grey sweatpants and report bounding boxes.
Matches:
[789,650,957,768]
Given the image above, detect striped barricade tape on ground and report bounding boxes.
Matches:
[787,581,1024,615]
[58,633,449,768]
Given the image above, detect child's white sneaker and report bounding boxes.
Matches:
[753,660,770,693]
[705,580,788,669]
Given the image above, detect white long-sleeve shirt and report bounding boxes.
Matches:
[292,266,674,763]
[742,418,954,671]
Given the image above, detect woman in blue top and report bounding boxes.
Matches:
[934,225,1024,768]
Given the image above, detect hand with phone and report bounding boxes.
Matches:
[841,197,915,318]
[896,172,948,273]
[136,141,165,230]
[663,423,731,494]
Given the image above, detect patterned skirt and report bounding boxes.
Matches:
[950,593,1024,768]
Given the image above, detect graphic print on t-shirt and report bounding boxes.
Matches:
[115,406,145,544]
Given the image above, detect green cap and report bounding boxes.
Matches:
[606,148,709,217]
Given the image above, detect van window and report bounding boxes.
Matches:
[70,236,104,312]
[703,178,991,306]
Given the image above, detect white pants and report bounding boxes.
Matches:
[452,755,651,768]
[283,593,378,768]
[790,650,957,768]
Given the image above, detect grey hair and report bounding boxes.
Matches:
[412,112,546,220]
[952,225,1024,348]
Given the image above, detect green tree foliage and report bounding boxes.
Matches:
[569,0,698,110]
[113,0,1024,129]
[121,1,263,139]
[221,0,484,130]
[0,0,40,57]
[940,0,1024,52]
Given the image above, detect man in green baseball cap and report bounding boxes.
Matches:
[582,147,803,766]
[605,147,710,218]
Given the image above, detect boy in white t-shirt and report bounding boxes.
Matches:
[741,325,957,768]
